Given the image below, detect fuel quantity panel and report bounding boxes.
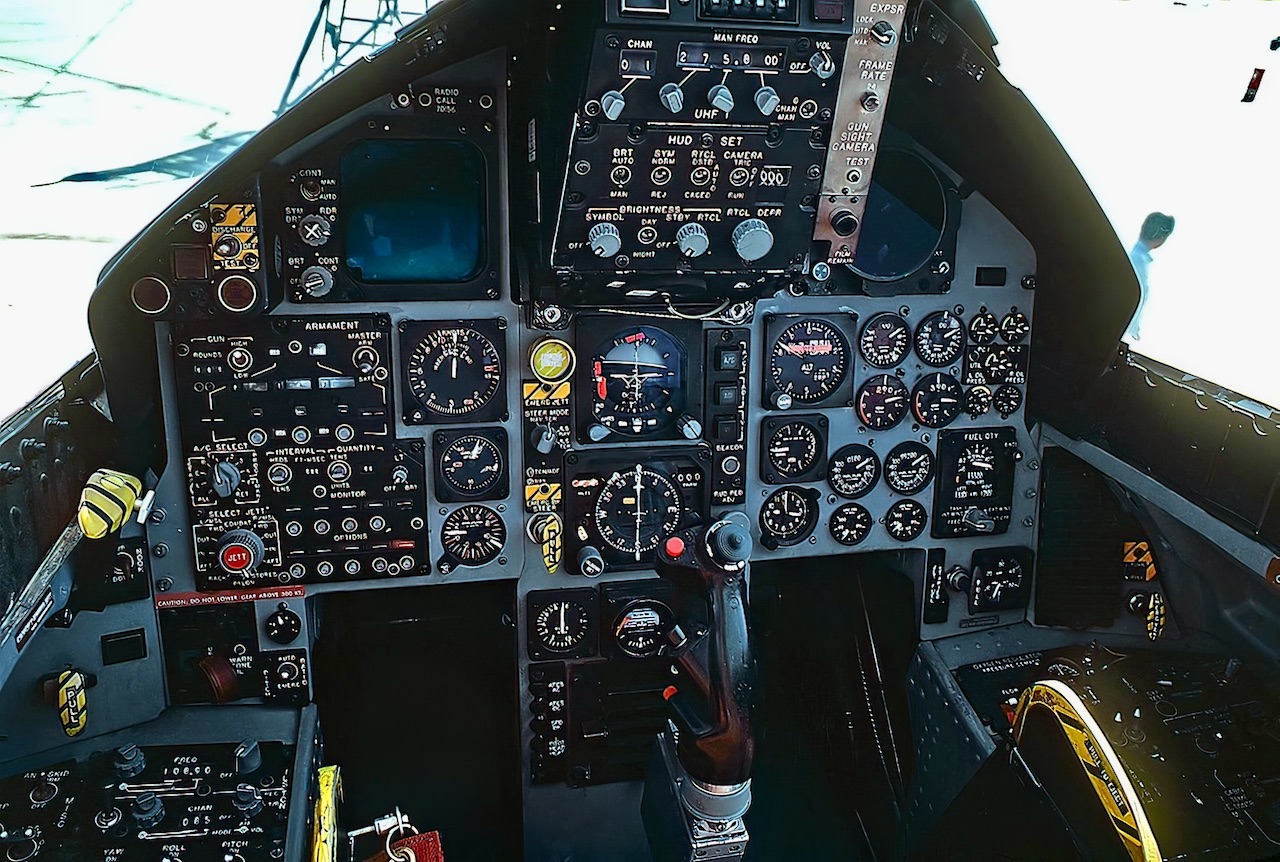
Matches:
[745,188,1041,638]
[551,9,854,295]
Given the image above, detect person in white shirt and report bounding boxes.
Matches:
[1124,212,1175,343]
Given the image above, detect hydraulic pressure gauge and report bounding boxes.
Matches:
[999,311,1030,344]
[968,311,998,345]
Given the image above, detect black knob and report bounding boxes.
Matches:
[132,791,165,829]
[946,566,971,594]
[210,461,241,499]
[234,738,263,775]
[113,744,146,778]
[708,516,753,567]
[232,783,264,817]
[830,210,859,236]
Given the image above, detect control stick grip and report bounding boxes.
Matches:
[655,514,755,786]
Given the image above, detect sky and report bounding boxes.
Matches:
[978,0,1280,405]
[0,0,1277,416]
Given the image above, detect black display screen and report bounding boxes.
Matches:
[852,150,946,282]
[342,140,485,283]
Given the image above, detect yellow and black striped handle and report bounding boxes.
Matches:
[77,469,143,540]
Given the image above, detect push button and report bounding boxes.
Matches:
[812,0,846,22]
[714,418,741,441]
[715,347,743,372]
[715,383,740,406]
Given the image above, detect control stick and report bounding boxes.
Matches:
[642,512,756,862]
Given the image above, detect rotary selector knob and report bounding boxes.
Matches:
[300,266,333,297]
[754,86,781,116]
[132,792,165,829]
[676,223,710,258]
[210,460,241,499]
[577,546,606,578]
[233,783,264,817]
[732,218,774,262]
[659,82,685,114]
[676,414,703,440]
[588,223,622,258]
[217,529,266,575]
[600,90,626,121]
[297,214,332,247]
[708,84,735,114]
[113,744,146,778]
[809,51,836,79]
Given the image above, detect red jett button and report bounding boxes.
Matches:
[219,543,253,572]
[663,536,686,559]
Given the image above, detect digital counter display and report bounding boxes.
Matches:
[676,42,786,71]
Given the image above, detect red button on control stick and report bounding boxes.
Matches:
[663,536,686,559]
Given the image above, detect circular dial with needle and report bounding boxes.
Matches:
[440,504,506,566]
[964,385,993,418]
[954,442,999,498]
[590,327,684,436]
[859,313,911,368]
[760,487,818,546]
[765,419,822,480]
[972,554,1026,611]
[885,499,928,541]
[406,326,503,418]
[856,374,910,430]
[613,600,674,658]
[1000,310,1031,343]
[914,311,965,367]
[827,444,880,499]
[439,434,504,497]
[535,599,591,652]
[968,311,998,345]
[593,466,684,560]
[884,441,935,494]
[769,319,849,404]
[911,373,965,428]
[993,384,1023,417]
[829,502,874,546]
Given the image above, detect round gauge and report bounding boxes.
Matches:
[613,600,674,658]
[884,441,935,494]
[859,313,911,368]
[982,347,1017,381]
[264,606,302,645]
[964,385,993,418]
[593,466,684,560]
[439,434,504,497]
[760,486,819,546]
[829,503,874,546]
[827,444,880,499]
[535,600,591,652]
[914,311,965,367]
[590,327,684,436]
[973,555,1026,610]
[884,499,928,542]
[765,420,822,480]
[850,150,947,282]
[856,374,910,430]
[911,373,965,429]
[406,326,503,418]
[769,319,849,404]
[1000,311,1030,344]
[968,312,998,345]
[441,504,506,566]
[993,384,1023,417]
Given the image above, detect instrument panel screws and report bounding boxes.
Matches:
[191,217,209,233]
[605,35,620,49]
[806,165,821,180]
[1028,460,1040,470]
[1021,275,1037,290]
[148,508,166,524]
[1022,517,1035,527]
[152,543,168,558]
[811,262,831,281]
[156,578,172,592]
